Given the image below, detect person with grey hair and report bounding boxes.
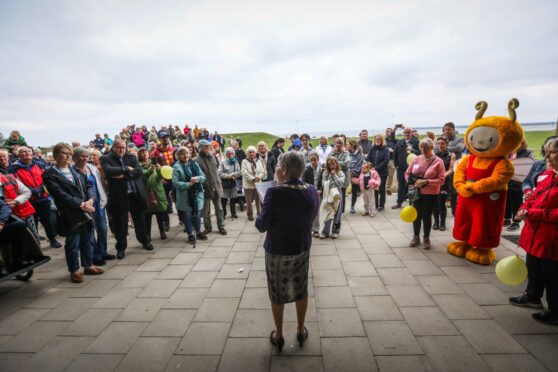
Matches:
[218,147,241,219]
[256,151,319,352]
[242,145,266,221]
[405,137,445,249]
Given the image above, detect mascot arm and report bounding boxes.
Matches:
[468,158,514,194]
[453,155,472,197]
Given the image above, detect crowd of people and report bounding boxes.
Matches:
[0,121,557,326]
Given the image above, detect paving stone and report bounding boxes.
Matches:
[426,252,469,266]
[364,321,423,355]
[252,257,266,270]
[459,283,511,305]
[400,307,459,336]
[92,287,142,309]
[76,279,120,297]
[284,298,318,322]
[387,285,435,307]
[321,337,376,372]
[207,279,246,298]
[85,321,148,354]
[377,268,417,285]
[42,298,98,321]
[170,253,203,265]
[115,253,151,265]
[337,249,369,262]
[23,287,79,309]
[151,247,183,259]
[17,336,93,372]
[315,286,355,308]
[311,255,343,270]
[481,354,549,372]
[239,287,270,309]
[216,264,251,279]
[0,308,50,335]
[318,308,365,337]
[7,279,60,297]
[118,271,158,288]
[99,264,137,279]
[138,279,181,298]
[194,298,240,322]
[181,271,218,287]
[164,288,208,309]
[418,335,490,372]
[483,305,558,335]
[0,352,33,372]
[441,266,488,284]
[143,309,196,337]
[404,259,444,276]
[369,254,404,268]
[348,276,388,296]
[226,251,255,264]
[230,309,274,337]
[59,308,121,336]
[513,335,558,371]
[218,338,271,372]
[270,322,321,356]
[342,261,378,276]
[375,355,434,372]
[246,270,268,288]
[136,258,173,272]
[270,355,324,372]
[203,248,231,258]
[192,258,225,271]
[236,234,261,242]
[417,275,464,295]
[165,355,220,372]
[157,264,193,279]
[453,319,527,354]
[310,245,338,256]
[393,248,428,260]
[116,337,179,372]
[313,269,348,286]
[433,294,491,320]
[176,321,231,355]
[211,237,237,247]
[116,298,167,321]
[355,296,403,321]
[363,243,393,255]
[0,321,69,352]
[64,353,124,372]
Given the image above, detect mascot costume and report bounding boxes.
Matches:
[448,98,524,265]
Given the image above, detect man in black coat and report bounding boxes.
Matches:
[101,140,152,258]
[391,125,420,209]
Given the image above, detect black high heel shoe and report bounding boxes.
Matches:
[297,326,308,347]
[270,330,285,353]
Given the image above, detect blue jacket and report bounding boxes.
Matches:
[367,145,390,177]
[522,160,547,193]
[256,179,319,255]
[0,199,11,225]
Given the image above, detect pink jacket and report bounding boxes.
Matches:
[405,155,445,195]
[358,170,381,191]
[132,131,145,147]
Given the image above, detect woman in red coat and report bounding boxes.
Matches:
[511,137,558,325]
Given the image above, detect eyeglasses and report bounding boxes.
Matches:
[59,151,72,157]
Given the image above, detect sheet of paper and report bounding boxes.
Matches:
[255,180,278,201]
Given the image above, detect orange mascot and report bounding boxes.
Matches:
[448,98,524,265]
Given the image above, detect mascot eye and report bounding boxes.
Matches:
[489,137,493,142]
[470,136,474,141]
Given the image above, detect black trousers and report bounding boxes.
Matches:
[31,199,56,241]
[332,187,346,234]
[0,220,27,269]
[221,198,237,217]
[351,183,360,208]
[396,168,408,205]
[374,174,387,209]
[505,184,523,221]
[112,193,149,251]
[144,212,167,239]
[526,253,558,314]
[433,192,448,225]
[412,194,437,238]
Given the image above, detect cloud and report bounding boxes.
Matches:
[0,0,557,146]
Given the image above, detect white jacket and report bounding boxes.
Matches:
[315,145,332,165]
[86,163,108,209]
[241,158,266,190]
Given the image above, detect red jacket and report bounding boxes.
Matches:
[519,169,558,261]
[0,174,36,218]
[8,160,48,201]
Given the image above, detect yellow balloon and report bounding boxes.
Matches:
[400,206,417,223]
[407,153,417,165]
[160,165,173,180]
[495,255,528,286]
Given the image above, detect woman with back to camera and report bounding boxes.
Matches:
[256,151,319,352]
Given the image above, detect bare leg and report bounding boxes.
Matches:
[271,303,285,337]
[295,297,308,333]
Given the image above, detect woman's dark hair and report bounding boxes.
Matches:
[300,133,310,141]
[436,136,449,145]
[272,138,286,148]
[443,122,455,130]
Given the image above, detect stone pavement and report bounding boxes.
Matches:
[1,194,557,372]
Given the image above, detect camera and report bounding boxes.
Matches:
[150,158,157,165]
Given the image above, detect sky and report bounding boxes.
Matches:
[0,0,557,146]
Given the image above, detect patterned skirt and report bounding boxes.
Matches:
[265,251,310,305]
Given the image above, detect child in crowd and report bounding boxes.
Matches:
[358,162,380,216]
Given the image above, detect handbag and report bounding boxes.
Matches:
[408,158,436,204]
[221,178,236,189]
[147,190,159,208]
[58,206,93,235]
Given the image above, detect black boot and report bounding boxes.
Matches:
[231,198,238,218]
[221,198,228,218]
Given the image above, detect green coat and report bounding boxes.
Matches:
[141,164,169,213]
[172,160,206,213]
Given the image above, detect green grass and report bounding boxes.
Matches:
[224,130,556,159]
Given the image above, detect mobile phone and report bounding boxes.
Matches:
[150,158,157,165]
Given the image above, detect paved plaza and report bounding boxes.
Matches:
[0,194,557,372]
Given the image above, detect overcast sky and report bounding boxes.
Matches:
[0,0,557,146]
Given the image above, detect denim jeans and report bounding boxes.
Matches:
[64,226,93,273]
[182,209,201,237]
[93,209,108,261]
